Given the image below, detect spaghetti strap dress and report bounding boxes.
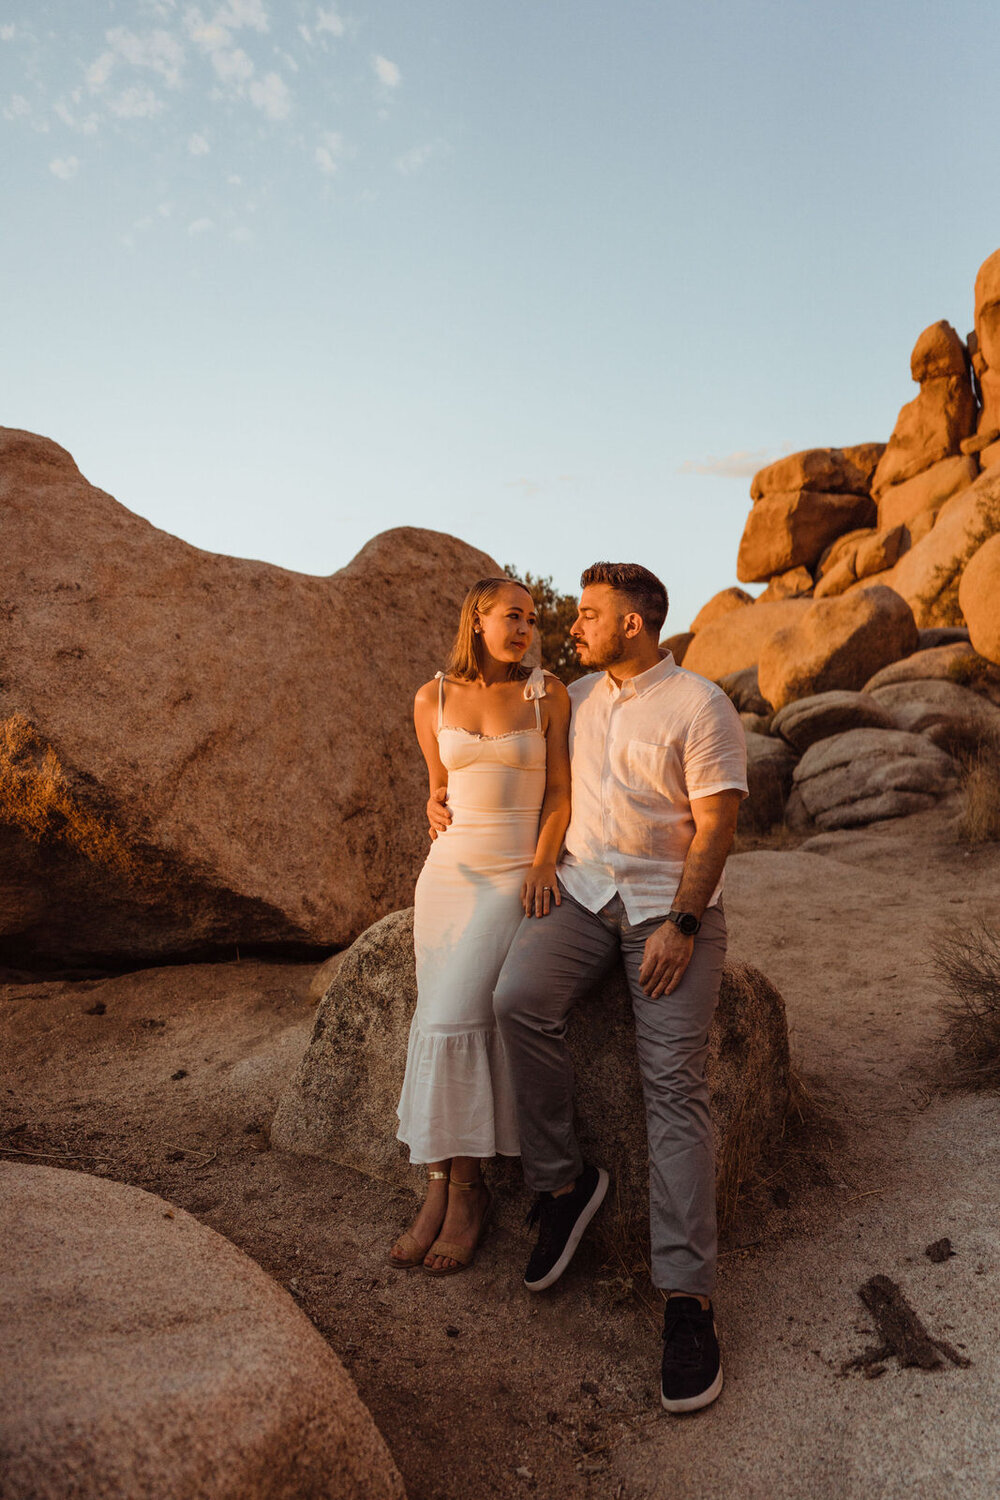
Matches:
[396,667,548,1162]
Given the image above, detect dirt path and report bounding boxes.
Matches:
[4,810,1000,1498]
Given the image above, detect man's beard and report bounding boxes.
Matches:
[577,624,628,671]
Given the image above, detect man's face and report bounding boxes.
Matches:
[570,584,630,670]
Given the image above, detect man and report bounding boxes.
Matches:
[492,561,747,1413]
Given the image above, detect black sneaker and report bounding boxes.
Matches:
[523,1164,609,1292]
[660,1297,723,1413]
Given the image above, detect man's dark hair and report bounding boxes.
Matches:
[580,562,669,638]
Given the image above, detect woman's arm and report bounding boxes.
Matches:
[522,674,572,917]
[413,681,449,841]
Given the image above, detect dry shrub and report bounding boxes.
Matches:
[934,923,1000,1088]
[947,653,1000,694]
[956,739,1000,844]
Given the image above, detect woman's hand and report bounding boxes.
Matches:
[426,786,452,840]
[521,862,561,918]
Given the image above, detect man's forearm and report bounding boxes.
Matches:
[671,809,739,918]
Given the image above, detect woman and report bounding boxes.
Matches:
[391,577,571,1275]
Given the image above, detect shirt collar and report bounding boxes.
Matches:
[604,650,676,699]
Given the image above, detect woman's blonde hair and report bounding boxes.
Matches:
[445,576,534,682]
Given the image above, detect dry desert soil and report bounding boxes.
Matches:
[4,800,1000,1500]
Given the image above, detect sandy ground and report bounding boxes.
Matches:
[3,803,1000,1500]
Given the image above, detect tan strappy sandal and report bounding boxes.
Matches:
[388,1170,449,1269]
[423,1174,492,1277]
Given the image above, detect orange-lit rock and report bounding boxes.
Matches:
[871,321,977,498]
[737,491,876,583]
[959,533,1000,664]
[757,586,918,711]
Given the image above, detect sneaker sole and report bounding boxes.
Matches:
[660,1362,724,1414]
[523,1167,609,1292]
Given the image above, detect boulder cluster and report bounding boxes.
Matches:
[676,247,1000,835]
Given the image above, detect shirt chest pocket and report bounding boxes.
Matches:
[625,739,680,800]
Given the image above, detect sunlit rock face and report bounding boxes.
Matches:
[0,426,500,967]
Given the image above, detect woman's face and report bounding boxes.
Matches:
[476,584,537,666]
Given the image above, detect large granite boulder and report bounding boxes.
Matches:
[0,1163,404,1500]
[718,666,772,715]
[750,444,883,501]
[877,453,979,532]
[885,462,1000,626]
[791,728,959,831]
[681,599,811,682]
[756,565,814,602]
[871,321,977,498]
[959,534,1000,665]
[0,427,499,967]
[868,679,1000,754]
[739,734,798,833]
[689,586,754,634]
[272,909,791,1232]
[971,248,1000,447]
[736,491,876,583]
[757,586,919,712]
[863,641,979,691]
[771,691,897,753]
[813,524,908,598]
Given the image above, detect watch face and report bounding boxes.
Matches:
[676,912,699,936]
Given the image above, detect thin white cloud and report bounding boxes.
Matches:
[54,97,101,133]
[315,7,344,36]
[0,24,16,41]
[109,84,165,119]
[227,172,242,184]
[105,26,185,88]
[49,156,80,180]
[231,224,253,241]
[211,46,254,83]
[187,215,214,234]
[396,142,433,175]
[4,93,30,118]
[315,129,346,174]
[216,0,269,31]
[248,70,290,118]
[678,448,789,478]
[86,51,116,90]
[187,130,210,153]
[373,54,400,88]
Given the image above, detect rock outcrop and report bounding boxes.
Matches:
[871,321,977,498]
[739,734,798,833]
[863,641,979,690]
[0,1163,404,1500]
[970,248,1000,448]
[868,679,1000,754]
[757,586,919,712]
[771,691,897,753]
[272,909,791,1232]
[877,454,979,532]
[736,491,876,583]
[681,599,811,682]
[689,587,754,634]
[750,445,884,501]
[791,728,958,831]
[0,428,499,967]
[959,534,1000,665]
[885,462,1000,626]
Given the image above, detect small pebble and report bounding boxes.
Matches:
[85,1001,106,1016]
[925,1238,955,1263]
[445,1325,460,1338]
[171,1069,188,1081]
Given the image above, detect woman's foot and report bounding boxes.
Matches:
[423,1176,491,1274]
[388,1170,450,1268]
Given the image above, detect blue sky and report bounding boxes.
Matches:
[2,0,998,633]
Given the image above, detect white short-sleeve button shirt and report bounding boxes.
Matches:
[558,652,748,923]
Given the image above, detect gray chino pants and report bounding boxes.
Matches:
[493,888,727,1296]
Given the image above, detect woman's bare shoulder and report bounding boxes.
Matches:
[414,677,443,709]
[541,670,570,702]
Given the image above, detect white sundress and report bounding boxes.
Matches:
[396,667,547,1162]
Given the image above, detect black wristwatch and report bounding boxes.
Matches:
[665,910,701,937]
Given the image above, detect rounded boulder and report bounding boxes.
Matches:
[0,1164,405,1500]
[757,586,919,712]
[959,533,1000,665]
